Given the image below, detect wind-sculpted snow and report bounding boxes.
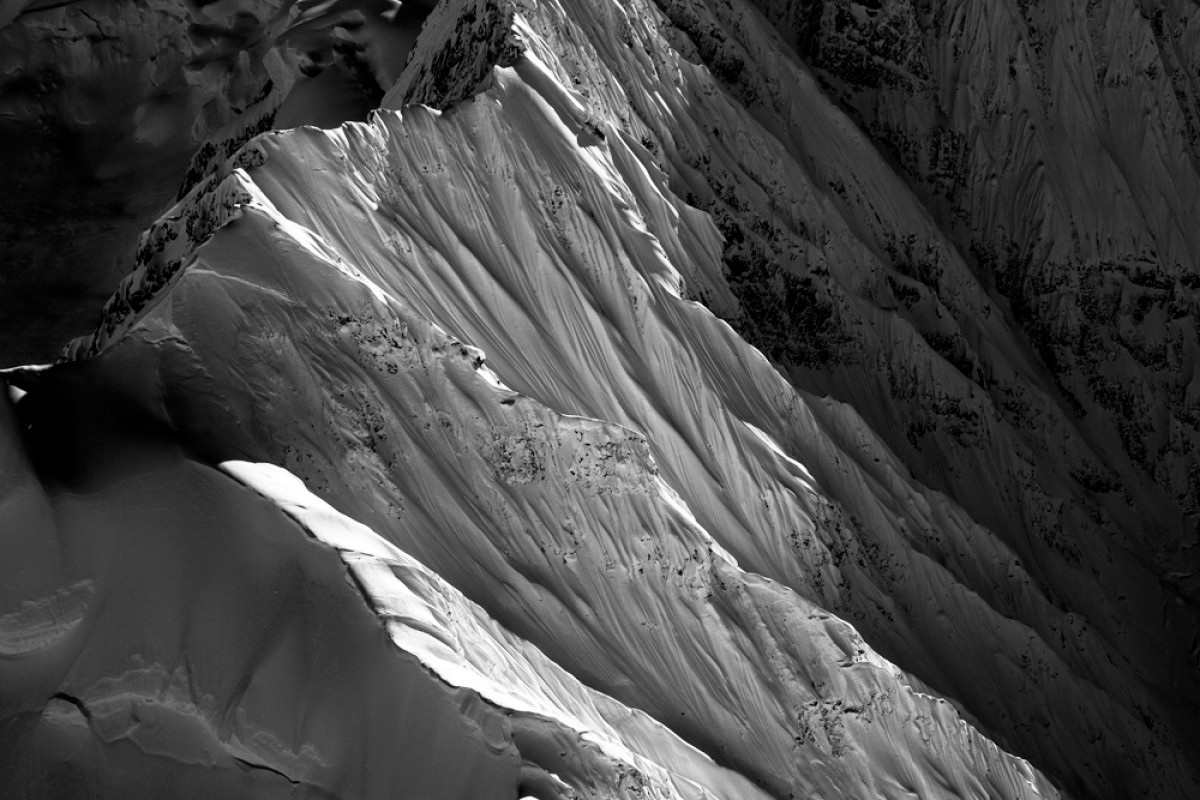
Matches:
[223,459,776,800]
[3,142,1059,795]
[176,3,1193,797]
[344,2,1196,797]
[3,13,1061,800]
[2,0,1197,798]
[43,151,1057,796]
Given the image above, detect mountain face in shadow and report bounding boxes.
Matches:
[0,0,435,364]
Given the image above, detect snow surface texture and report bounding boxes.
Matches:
[1,0,1198,799]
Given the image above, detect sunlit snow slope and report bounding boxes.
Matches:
[1,0,1197,799]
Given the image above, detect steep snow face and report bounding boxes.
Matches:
[2,0,1197,799]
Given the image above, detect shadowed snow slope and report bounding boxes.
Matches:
[0,372,518,799]
[1,0,1197,799]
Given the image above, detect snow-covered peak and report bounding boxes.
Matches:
[1,0,1197,798]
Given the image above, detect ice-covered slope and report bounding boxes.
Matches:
[1,0,1197,798]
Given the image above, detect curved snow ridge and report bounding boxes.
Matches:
[142,55,1076,798]
[80,162,1067,796]
[63,152,268,361]
[162,217,1060,796]
[0,579,92,656]
[50,0,1191,794]
[229,40,1158,796]
[221,459,771,800]
[380,0,1117,631]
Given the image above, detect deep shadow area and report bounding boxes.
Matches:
[0,121,188,366]
[0,0,439,367]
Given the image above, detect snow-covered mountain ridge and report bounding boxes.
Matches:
[1,0,1197,798]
